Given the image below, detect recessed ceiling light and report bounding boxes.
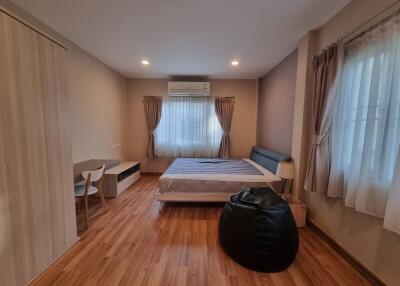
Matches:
[141,60,150,65]
[231,60,239,66]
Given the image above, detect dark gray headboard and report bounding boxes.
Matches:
[250,147,291,174]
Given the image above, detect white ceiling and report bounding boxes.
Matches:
[11,0,350,78]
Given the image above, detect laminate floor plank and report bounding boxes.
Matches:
[30,175,372,286]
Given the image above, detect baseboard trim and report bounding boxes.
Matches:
[28,236,80,285]
[307,220,385,286]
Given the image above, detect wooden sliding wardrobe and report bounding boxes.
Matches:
[0,9,77,286]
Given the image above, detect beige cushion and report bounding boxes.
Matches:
[74,185,98,197]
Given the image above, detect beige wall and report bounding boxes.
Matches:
[127,78,258,172]
[291,31,316,200]
[257,49,298,156]
[292,0,400,284]
[68,49,128,163]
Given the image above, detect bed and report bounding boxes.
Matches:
[155,147,291,202]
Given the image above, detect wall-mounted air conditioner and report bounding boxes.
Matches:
[168,81,210,96]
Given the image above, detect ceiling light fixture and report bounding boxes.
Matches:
[231,60,239,66]
[141,60,150,65]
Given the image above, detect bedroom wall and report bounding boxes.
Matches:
[0,0,129,164]
[256,49,298,156]
[127,78,258,173]
[292,0,400,284]
[68,49,128,163]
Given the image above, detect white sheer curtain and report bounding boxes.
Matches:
[328,15,400,234]
[155,96,222,157]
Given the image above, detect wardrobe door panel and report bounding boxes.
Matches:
[0,10,77,286]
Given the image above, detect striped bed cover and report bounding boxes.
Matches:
[164,158,263,175]
[159,158,280,194]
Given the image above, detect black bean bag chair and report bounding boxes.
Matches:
[218,187,298,272]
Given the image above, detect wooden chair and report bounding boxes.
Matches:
[74,165,107,229]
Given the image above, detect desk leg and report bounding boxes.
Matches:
[159,201,166,213]
[98,184,108,212]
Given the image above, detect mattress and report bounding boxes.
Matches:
[158,158,281,194]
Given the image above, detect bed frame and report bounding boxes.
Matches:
[155,146,291,203]
[155,187,229,202]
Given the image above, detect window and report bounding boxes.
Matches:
[334,55,400,179]
[328,17,400,221]
[155,96,222,157]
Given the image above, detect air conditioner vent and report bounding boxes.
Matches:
[168,81,210,96]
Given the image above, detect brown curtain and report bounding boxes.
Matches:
[215,97,235,158]
[143,96,163,158]
[304,41,344,193]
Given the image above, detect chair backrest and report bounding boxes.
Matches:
[82,165,105,183]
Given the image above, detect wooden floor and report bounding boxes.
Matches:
[31,175,371,286]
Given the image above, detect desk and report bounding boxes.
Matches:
[73,159,120,184]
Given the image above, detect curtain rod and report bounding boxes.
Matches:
[143,95,235,99]
[344,8,400,46]
[342,0,400,42]
[313,0,400,58]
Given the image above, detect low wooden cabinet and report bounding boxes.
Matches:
[103,162,141,197]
